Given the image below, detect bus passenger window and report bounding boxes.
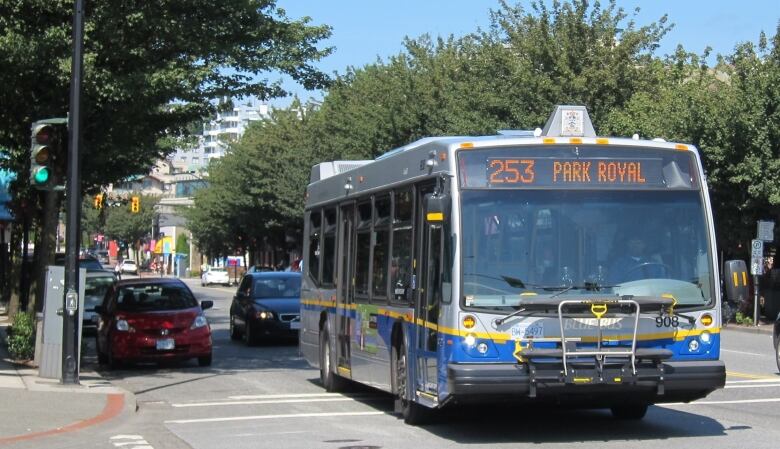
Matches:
[391,189,413,302]
[322,208,337,286]
[372,196,391,300]
[308,210,322,283]
[355,202,372,298]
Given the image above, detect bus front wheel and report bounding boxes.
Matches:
[393,340,430,425]
[319,326,347,392]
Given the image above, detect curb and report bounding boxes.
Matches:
[0,392,126,445]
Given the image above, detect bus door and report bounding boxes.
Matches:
[336,203,355,372]
[414,187,441,395]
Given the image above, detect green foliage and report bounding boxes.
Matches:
[104,194,159,255]
[176,233,189,255]
[7,312,35,360]
[0,0,332,199]
[735,312,754,326]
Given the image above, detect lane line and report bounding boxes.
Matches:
[227,393,360,400]
[726,378,780,384]
[662,397,780,406]
[724,384,780,389]
[165,411,385,425]
[721,349,767,357]
[171,397,373,408]
[727,371,778,380]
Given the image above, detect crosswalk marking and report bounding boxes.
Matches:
[171,397,368,408]
[110,434,153,449]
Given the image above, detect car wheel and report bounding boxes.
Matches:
[198,354,212,367]
[243,320,256,346]
[229,315,241,341]
[611,404,649,420]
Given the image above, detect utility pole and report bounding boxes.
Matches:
[62,0,85,385]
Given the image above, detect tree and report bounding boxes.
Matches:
[104,194,158,260]
[0,0,332,311]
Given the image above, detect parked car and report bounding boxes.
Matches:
[95,278,213,368]
[82,270,117,333]
[229,272,301,345]
[118,259,138,275]
[201,267,230,286]
[55,253,104,270]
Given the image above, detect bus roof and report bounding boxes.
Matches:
[306,105,698,208]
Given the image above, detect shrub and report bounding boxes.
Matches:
[7,312,36,360]
[735,312,754,326]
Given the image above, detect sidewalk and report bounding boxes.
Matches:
[0,316,135,446]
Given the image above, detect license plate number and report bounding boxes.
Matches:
[290,321,301,330]
[510,322,544,339]
[156,338,175,350]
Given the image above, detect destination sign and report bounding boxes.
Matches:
[484,157,665,187]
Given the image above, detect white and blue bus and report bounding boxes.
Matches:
[300,105,727,424]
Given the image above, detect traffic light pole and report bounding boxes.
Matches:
[62,0,85,385]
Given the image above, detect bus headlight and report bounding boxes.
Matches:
[688,339,700,352]
[464,334,476,346]
[476,342,489,354]
[700,331,712,344]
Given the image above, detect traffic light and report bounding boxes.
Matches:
[29,119,67,190]
[94,193,104,209]
[131,196,140,213]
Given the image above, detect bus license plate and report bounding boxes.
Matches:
[290,321,301,330]
[156,338,175,350]
[511,322,544,339]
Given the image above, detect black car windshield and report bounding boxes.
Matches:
[460,189,714,309]
[253,277,301,298]
[116,284,197,312]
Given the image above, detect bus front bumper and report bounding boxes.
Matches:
[447,360,725,404]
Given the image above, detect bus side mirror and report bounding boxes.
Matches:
[425,193,450,223]
[723,259,749,304]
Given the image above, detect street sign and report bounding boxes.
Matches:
[751,239,764,258]
[757,220,775,242]
[751,256,764,275]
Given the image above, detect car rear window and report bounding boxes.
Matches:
[116,284,197,312]
[252,277,301,299]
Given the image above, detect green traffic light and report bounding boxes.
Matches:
[33,167,50,184]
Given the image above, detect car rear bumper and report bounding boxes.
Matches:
[447,360,725,405]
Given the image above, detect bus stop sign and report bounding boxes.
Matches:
[751,239,764,275]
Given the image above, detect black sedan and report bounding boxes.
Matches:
[229,272,301,345]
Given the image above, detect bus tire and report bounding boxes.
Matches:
[319,327,346,392]
[393,340,430,425]
[610,404,648,420]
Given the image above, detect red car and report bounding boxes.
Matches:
[95,278,213,368]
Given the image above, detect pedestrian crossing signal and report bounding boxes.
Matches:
[131,196,140,213]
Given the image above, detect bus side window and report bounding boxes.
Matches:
[322,208,337,286]
[354,201,372,300]
[391,188,413,303]
[308,210,322,284]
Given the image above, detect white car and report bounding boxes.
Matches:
[202,267,230,286]
[118,259,138,275]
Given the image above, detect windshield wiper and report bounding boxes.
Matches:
[494,307,528,326]
[549,281,615,298]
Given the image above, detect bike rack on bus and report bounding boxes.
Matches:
[515,296,675,398]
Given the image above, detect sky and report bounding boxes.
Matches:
[266,0,779,109]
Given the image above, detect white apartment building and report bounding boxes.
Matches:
[172,101,270,172]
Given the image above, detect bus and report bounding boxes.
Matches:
[300,105,728,424]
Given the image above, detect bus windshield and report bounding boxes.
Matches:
[460,189,714,309]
